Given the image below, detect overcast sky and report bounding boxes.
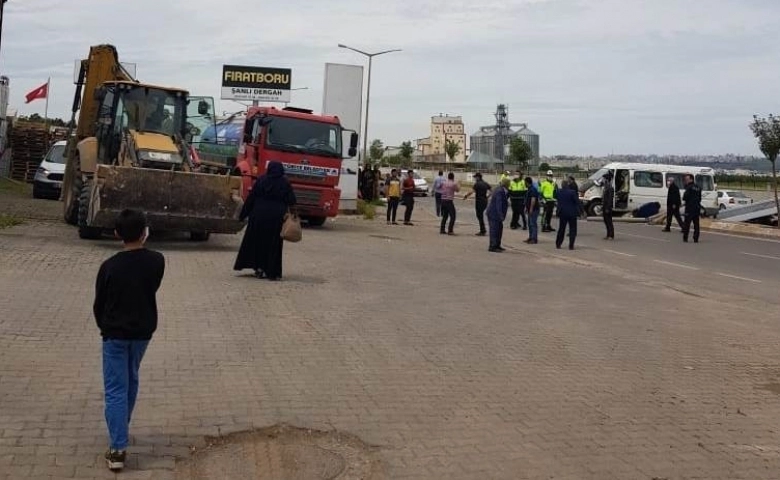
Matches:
[2,0,779,156]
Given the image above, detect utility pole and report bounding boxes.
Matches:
[338,43,401,166]
[0,0,8,62]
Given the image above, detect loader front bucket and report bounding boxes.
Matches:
[90,165,245,234]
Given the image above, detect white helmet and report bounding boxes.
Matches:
[546,170,553,176]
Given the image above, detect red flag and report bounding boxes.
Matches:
[25,82,48,104]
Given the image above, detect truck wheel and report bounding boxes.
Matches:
[77,181,102,240]
[306,216,326,227]
[189,231,210,242]
[587,201,603,217]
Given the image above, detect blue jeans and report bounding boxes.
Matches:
[528,210,539,241]
[102,339,149,450]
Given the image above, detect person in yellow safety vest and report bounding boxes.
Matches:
[540,170,558,232]
[499,171,511,183]
[508,170,528,230]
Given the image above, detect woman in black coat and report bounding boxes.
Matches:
[233,161,296,280]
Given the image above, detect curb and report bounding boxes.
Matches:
[702,221,780,241]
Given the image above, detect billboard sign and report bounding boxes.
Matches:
[322,63,364,209]
[221,65,292,103]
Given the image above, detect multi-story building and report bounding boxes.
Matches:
[415,114,467,163]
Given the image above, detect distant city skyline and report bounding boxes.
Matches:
[3,0,779,156]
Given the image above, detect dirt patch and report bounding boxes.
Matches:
[758,383,780,395]
[175,424,384,480]
[0,179,62,222]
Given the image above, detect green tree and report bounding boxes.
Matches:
[508,137,533,170]
[750,115,780,225]
[538,162,551,173]
[19,114,67,126]
[369,139,384,163]
[445,139,460,163]
[400,141,414,162]
[384,154,403,167]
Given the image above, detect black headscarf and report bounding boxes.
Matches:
[267,161,284,178]
[252,161,292,200]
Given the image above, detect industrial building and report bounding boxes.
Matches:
[415,114,467,164]
[468,104,540,171]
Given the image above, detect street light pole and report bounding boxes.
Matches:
[364,55,372,166]
[338,43,401,166]
[0,0,8,61]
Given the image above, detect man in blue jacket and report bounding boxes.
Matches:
[555,178,580,250]
[487,178,510,252]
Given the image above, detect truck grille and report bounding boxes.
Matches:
[286,171,328,184]
[48,173,64,181]
[295,189,322,206]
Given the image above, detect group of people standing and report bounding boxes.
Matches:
[428,167,705,253]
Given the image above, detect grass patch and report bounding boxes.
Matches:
[356,199,376,220]
[0,177,30,195]
[0,213,23,229]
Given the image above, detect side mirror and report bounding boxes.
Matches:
[198,100,210,115]
[350,132,359,149]
[348,147,357,158]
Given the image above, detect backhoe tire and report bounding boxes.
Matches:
[63,171,82,226]
[77,181,102,240]
[189,231,210,242]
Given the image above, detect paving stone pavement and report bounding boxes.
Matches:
[2,199,780,479]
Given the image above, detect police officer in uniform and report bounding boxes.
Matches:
[540,170,558,232]
[508,170,527,230]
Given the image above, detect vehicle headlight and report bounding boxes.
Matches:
[36,167,50,177]
[138,150,182,164]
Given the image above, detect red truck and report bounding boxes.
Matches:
[193,106,358,226]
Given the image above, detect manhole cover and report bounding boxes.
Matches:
[175,424,383,480]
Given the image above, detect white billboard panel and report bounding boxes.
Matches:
[322,63,364,210]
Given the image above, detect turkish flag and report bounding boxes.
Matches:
[24,82,48,104]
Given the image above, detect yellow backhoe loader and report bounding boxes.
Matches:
[61,44,243,240]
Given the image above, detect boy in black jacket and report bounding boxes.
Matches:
[94,210,165,471]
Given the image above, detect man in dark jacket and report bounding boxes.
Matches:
[464,172,492,236]
[567,176,586,219]
[663,177,684,232]
[555,179,580,250]
[487,178,510,252]
[602,172,615,240]
[682,174,702,243]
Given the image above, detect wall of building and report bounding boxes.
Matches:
[418,115,467,163]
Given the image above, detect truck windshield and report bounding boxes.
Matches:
[265,117,342,158]
[120,87,186,137]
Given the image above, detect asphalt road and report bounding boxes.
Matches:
[421,197,780,306]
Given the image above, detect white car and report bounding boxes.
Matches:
[717,190,753,210]
[33,141,67,200]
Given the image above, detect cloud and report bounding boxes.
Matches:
[2,0,778,155]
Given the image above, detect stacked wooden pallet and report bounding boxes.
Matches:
[9,121,49,183]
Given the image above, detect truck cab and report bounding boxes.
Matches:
[233,106,358,226]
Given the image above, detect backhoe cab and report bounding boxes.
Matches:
[94,82,190,169]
